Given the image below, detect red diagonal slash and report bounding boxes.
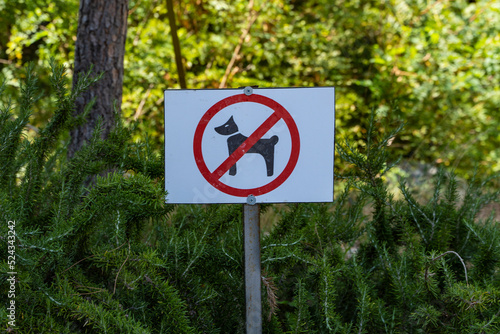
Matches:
[211,111,282,179]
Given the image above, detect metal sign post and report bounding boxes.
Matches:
[243,198,262,334]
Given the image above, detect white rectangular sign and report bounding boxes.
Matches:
[164,87,335,204]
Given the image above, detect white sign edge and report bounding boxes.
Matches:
[163,87,336,204]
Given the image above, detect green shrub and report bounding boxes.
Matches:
[1,63,499,333]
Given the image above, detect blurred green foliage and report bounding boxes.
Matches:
[1,66,499,332]
[1,0,499,177]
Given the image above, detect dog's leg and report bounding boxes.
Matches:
[265,136,279,176]
[228,146,237,175]
[227,137,240,176]
[229,163,237,176]
[264,149,275,176]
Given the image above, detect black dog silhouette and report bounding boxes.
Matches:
[214,116,279,176]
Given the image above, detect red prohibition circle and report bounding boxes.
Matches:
[193,93,300,197]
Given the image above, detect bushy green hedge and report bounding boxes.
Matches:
[1,64,499,333]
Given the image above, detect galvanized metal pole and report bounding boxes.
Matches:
[243,200,262,334]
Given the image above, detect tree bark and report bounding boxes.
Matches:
[166,0,186,89]
[68,0,129,158]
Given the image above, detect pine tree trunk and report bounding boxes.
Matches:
[68,0,129,158]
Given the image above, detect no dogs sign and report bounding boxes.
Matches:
[164,87,335,204]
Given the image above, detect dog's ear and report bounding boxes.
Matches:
[226,116,238,133]
[214,115,239,135]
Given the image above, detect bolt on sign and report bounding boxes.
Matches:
[164,87,335,204]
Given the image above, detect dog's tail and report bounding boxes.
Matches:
[271,135,279,145]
